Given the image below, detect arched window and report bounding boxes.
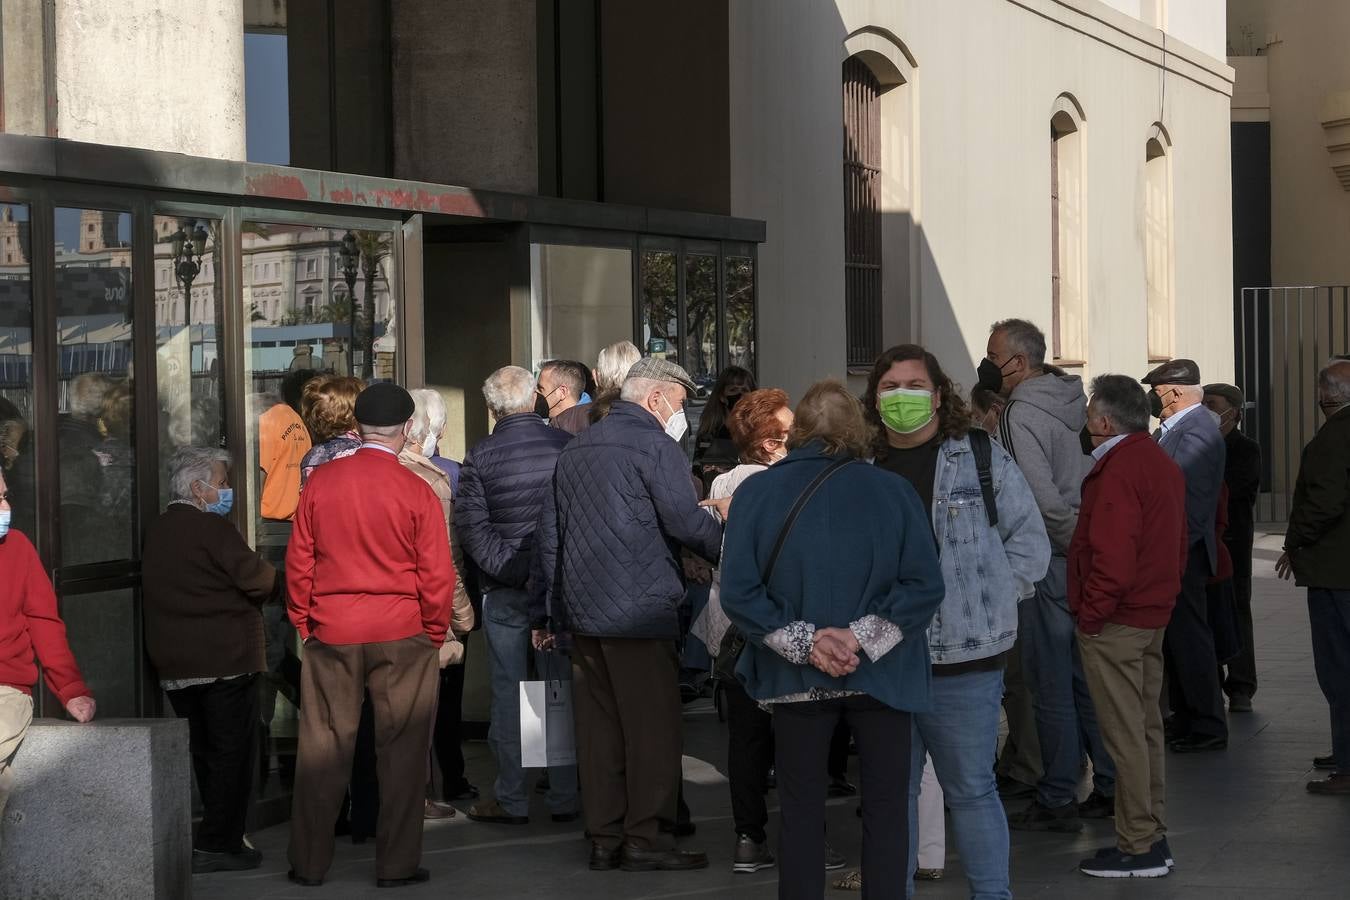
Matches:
[844,56,882,367]
[1050,97,1086,363]
[1144,133,1173,360]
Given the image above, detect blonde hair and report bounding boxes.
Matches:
[595,341,641,393]
[301,375,365,442]
[788,381,872,458]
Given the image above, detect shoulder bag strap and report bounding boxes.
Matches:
[762,457,855,583]
[968,429,999,527]
[997,399,1018,462]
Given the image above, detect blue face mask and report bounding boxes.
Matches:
[0,508,10,539]
[199,483,233,517]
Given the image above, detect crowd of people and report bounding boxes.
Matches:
[1,325,1349,896]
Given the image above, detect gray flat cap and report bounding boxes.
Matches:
[624,357,697,392]
[1142,358,1201,386]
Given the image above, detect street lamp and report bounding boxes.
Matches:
[170,220,208,321]
[338,231,360,365]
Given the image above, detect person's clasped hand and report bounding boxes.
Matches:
[65,695,96,723]
[809,627,861,678]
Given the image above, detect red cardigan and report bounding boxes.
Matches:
[1069,432,1189,635]
[0,530,90,705]
[286,447,453,646]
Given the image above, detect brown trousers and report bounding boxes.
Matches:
[288,634,439,880]
[1078,623,1167,855]
[571,635,682,851]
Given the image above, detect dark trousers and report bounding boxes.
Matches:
[774,696,911,900]
[350,695,379,838]
[1308,589,1350,772]
[571,635,682,852]
[167,674,259,854]
[725,677,774,843]
[1163,543,1229,740]
[288,635,439,881]
[828,721,851,780]
[432,646,469,800]
[1223,575,1258,699]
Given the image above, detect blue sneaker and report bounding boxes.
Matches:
[1079,846,1170,878]
[1094,837,1174,868]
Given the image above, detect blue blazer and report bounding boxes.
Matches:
[719,443,945,713]
[1157,406,1227,574]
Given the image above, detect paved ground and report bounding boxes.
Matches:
[197,534,1349,899]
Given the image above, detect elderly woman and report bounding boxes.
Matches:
[719,381,944,899]
[408,387,462,493]
[299,374,365,486]
[588,340,641,424]
[142,447,279,875]
[400,388,478,815]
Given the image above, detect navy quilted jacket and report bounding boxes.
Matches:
[531,401,723,638]
[457,413,572,591]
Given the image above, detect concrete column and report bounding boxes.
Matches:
[2,0,47,136]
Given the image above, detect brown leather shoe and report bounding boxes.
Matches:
[1307,774,1350,795]
[619,843,709,871]
[424,799,457,819]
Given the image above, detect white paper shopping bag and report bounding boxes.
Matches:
[519,677,577,768]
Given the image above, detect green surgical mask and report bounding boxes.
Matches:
[878,388,935,434]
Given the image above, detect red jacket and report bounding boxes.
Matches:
[1069,432,1188,635]
[0,530,90,705]
[286,447,454,646]
[1210,482,1234,584]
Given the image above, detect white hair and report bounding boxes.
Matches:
[408,389,447,454]
[168,447,230,503]
[483,366,537,418]
[619,376,672,403]
[595,341,641,393]
[1321,359,1350,407]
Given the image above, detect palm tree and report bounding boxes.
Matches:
[354,230,391,379]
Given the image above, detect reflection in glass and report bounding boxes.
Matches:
[684,254,719,394]
[640,250,678,363]
[726,256,756,375]
[154,216,226,508]
[0,203,35,539]
[532,244,633,370]
[55,207,134,566]
[59,588,139,716]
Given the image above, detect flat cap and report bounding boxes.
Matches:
[1202,382,1244,410]
[624,357,697,393]
[354,382,415,427]
[1141,358,1201,386]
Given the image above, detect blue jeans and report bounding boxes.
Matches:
[908,667,1010,900]
[483,587,578,817]
[1308,589,1350,772]
[1022,557,1115,807]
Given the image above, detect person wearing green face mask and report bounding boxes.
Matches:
[840,345,1050,900]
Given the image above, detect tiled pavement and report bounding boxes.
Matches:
[198,534,1349,899]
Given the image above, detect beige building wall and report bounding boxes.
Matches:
[731,0,1235,403]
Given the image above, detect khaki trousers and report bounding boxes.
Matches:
[288,635,439,881]
[1078,624,1167,855]
[0,686,35,851]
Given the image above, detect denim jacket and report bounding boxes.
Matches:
[926,434,1051,664]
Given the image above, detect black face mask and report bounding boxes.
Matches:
[724,391,744,410]
[534,391,552,419]
[1148,388,1175,420]
[977,357,1014,394]
[1079,426,1097,456]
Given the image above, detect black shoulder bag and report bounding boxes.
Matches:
[713,457,855,683]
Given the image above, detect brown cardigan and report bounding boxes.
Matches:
[141,504,278,680]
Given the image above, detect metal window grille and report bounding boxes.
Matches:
[1050,123,1062,361]
[843,57,882,368]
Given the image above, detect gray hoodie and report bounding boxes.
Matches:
[997,370,1092,555]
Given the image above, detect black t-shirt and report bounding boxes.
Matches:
[876,434,943,535]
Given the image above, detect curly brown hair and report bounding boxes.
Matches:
[862,345,973,461]
[301,375,365,442]
[728,388,791,465]
[788,381,872,458]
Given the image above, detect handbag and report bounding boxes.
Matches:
[713,457,856,683]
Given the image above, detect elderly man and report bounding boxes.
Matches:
[1,468,97,853]
[537,359,590,435]
[1142,359,1228,753]
[1203,383,1263,711]
[980,319,1114,830]
[1072,376,1187,878]
[534,358,722,872]
[455,366,576,826]
[285,382,453,888]
[1278,359,1350,794]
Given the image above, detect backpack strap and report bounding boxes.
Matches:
[763,457,855,582]
[969,429,999,528]
[997,399,1018,462]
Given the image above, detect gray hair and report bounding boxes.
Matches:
[482,366,537,418]
[69,373,111,419]
[620,376,673,403]
[595,341,641,393]
[1320,359,1350,408]
[1089,374,1150,434]
[168,447,231,502]
[991,319,1047,369]
[407,388,447,452]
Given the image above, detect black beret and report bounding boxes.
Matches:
[1202,382,1244,410]
[354,382,415,427]
[1141,358,1201,386]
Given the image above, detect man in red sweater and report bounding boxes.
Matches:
[1070,375,1187,880]
[0,469,96,851]
[285,383,453,889]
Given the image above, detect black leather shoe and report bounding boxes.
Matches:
[1169,734,1227,753]
[589,842,621,871]
[660,820,697,837]
[619,844,710,872]
[377,868,430,888]
[1315,754,1337,770]
[287,869,323,887]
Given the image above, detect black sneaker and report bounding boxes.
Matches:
[996,775,1037,801]
[1009,801,1083,833]
[1093,837,1173,868]
[1078,791,1115,819]
[448,779,480,801]
[827,777,858,798]
[1079,846,1170,878]
[732,835,776,873]
[1314,754,1337,770]
[192,846,262,874]
[824,842,846,871]
[1227,694,1253,712]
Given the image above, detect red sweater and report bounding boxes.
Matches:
[286,447,453,645]
[0,530,91,705]
[1069,433,1188,635]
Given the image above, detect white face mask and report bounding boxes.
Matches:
[420,432,438,457]
[660,397,689,442]
[0,507,10,538]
